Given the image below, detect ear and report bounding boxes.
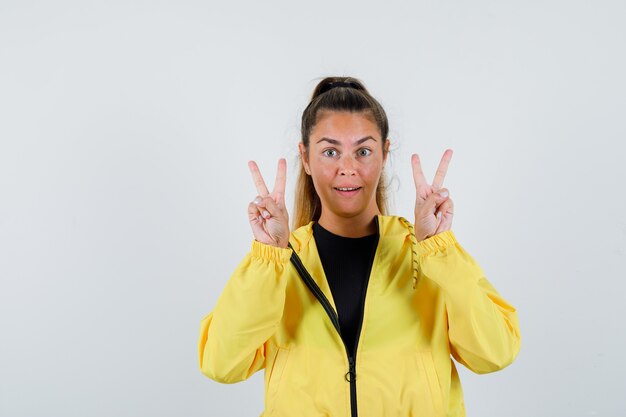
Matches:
[383,139,390,164]
[298,142,311,175]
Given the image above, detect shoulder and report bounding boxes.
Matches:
[378,214,413,239]
[288,221,314,253]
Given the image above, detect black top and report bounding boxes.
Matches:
[312,222,379,357]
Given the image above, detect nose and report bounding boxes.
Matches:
[339,154,356,176]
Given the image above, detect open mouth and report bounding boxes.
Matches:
[334,186,362,196]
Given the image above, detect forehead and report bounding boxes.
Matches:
[311,111,381,143]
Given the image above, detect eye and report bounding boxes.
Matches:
[357,148,372,157]
[323,149,338,158]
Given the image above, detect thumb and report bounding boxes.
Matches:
[254,196,283,219]
[426,188,450,212]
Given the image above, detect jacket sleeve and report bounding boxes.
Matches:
[198,240,293,383]
[415,230,521,374]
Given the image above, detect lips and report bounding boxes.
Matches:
[333,186,362,197]
[334,187,362,191]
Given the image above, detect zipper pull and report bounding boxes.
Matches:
[345,356,356,382]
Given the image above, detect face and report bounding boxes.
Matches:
[299,111,389,223]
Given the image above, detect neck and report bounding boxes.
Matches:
[317,211,380,237]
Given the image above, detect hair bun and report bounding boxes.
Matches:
[317,80,363,95]
[311,77,368,100]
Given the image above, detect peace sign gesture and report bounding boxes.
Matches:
[247,158,290,248]
[412,149,455,241]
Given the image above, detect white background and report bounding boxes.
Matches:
[1,1,625,416]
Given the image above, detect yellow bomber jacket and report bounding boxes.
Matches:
[198,215,521,417]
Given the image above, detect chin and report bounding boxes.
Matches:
[328,204,369,219]
[321,194,377,220]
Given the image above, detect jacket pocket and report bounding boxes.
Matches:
[267,346,290,414]
[417,349,444,416]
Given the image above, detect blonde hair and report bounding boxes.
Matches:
[292,76,390,230]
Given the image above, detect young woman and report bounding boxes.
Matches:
[198,77,521,417]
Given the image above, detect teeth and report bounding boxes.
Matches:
[337,187,359,191]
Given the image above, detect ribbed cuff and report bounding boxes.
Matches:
[250,240,293,264]
[415,230,458,257]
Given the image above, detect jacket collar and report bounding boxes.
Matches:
[289,214,419,288]
[290,215,409,252]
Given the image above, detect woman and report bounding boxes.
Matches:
[198,77,521,417]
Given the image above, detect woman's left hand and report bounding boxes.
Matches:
[411,149,455,241]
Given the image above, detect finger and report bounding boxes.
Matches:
[264,197,281,217]
[272,158,287,200]
[248,201,265,230]
[411,153,428,191]
[248,160,270,196]
[251,196,271,220]
[435,199,454,232]
[254,196,282,219]
[427,188,450,211]
[431,149,453,191]
[435,198,454,216]
[248,199,263,219]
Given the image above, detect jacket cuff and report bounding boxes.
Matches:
[250,240,293,264]
[415,230,458,258]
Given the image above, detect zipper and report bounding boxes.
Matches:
[346,355,357,417]
[288,216,381,417]
[288,247,341,334]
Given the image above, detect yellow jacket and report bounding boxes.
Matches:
[198,215,521,417]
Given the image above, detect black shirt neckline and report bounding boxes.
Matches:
[312,222,378,241]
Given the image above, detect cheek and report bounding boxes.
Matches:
[308,162,332,188]
[310,157,335,177]
[361,160,384,181]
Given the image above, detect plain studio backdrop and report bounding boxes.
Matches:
[1,1,624,416]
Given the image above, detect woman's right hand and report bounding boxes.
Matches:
[247,158,290,248]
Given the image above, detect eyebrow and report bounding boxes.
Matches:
[316,136,377,146]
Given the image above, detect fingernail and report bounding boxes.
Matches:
[437,211,442,219]
[263,210,270,218]
[253,197,262,204]
[439,190,448,198]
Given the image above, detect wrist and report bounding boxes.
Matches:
[412,227,430,242]
[251,240,293,263]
